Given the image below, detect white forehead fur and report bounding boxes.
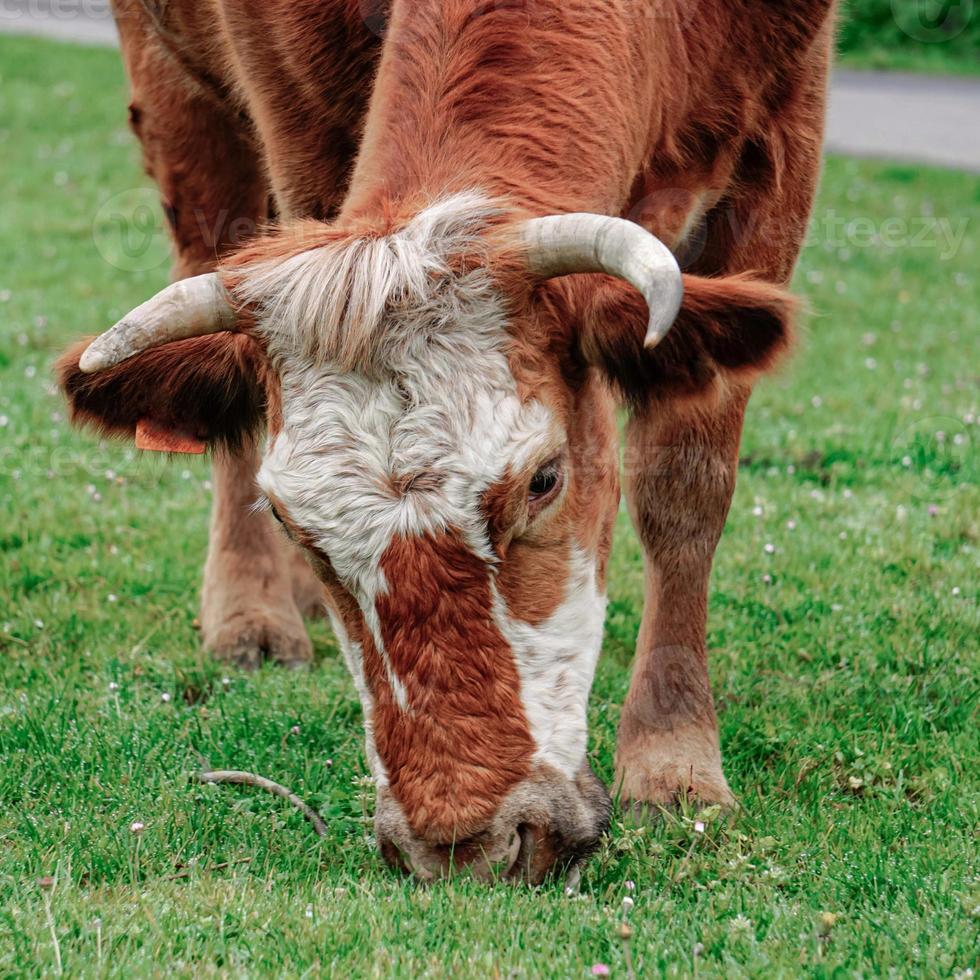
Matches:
[239,193,603,780]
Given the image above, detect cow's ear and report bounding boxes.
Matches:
[56,332,274,452]
[576,273,797,404]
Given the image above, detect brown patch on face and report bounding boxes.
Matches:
[369,530,534,842]
[494,283,621,599]
[481,450,575,627]
[495,539,570,627]
[564,376,620,593]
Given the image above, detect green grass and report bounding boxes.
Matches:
[837,0,980,76]
[838,44,980,76]
[1,34,978,977]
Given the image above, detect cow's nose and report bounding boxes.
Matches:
[380,826,523,882]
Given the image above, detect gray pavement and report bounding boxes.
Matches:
[2,2,979,173]
[827,69,980,173]
[0,0,117,46]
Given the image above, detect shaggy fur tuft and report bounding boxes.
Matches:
[227,193,506,372]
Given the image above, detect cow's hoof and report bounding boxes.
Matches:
[617,766,737,822]
[202,609,313,670]
[614,732,735,819]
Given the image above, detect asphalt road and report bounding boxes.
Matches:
[0,0,117,46]
[2,3,979,173]
[827,69,980,173]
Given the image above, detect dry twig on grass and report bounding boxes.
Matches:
[196,770,328,837]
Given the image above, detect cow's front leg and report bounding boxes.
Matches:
[615,391,749,811]
[201,447,315,669]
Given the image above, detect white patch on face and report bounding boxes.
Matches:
[245,194,560,731]
[493,545,607,778]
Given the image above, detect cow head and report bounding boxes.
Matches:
[59,193,794,882]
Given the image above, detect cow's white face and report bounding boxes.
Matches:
[236,195,618,880]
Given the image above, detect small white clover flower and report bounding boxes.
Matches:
[129,821,145,835]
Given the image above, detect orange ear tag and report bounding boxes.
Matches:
[135,419,206,454]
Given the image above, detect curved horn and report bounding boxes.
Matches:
[78,273,236,373]
[520,214,683,349]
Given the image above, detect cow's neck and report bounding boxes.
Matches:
[340,0,655,221]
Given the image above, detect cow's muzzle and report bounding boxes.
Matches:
[374,762,611,885]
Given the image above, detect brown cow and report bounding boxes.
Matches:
[59,0,835,882]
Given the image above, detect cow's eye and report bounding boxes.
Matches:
[267,503,297,541]
[529,458,562,503]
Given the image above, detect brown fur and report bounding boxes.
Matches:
[571,273,798,407]
[56,333,273,451]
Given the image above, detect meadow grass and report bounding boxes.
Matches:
[0,35,978,978]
